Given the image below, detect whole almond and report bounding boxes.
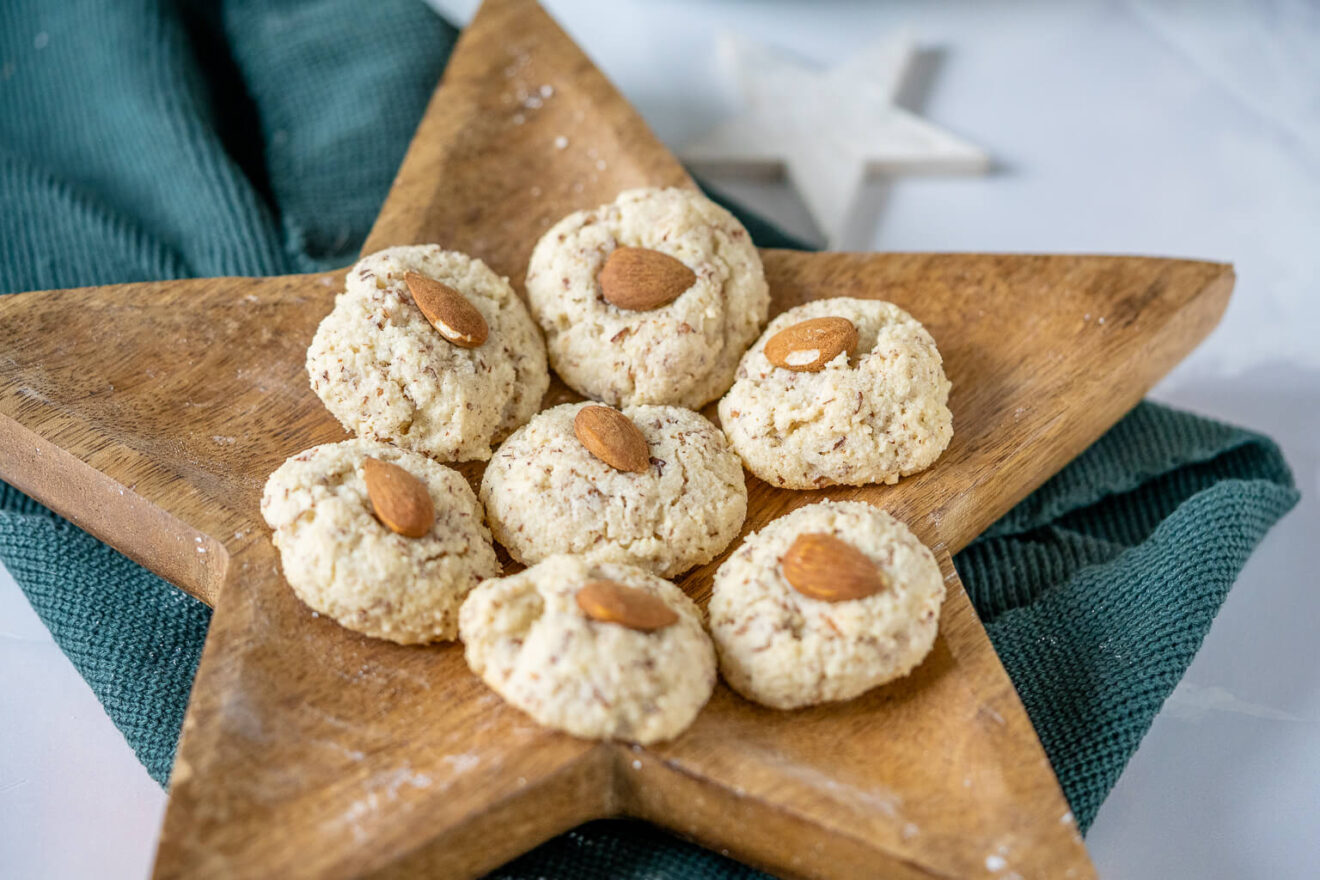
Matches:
[405,271,489,348]
[763,316,859,372]
[574,405,650,474]
[576,579,679,632]
[598,246,696,311]
[362,457,435,538]
[780,533,889,602]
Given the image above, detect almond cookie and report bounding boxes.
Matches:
[718,297,953,489]
[307,245,548,462]
[261,439,500,644]
[480,402,747,577]
[525,187,769,409]
[459,555,716,743]
[709,501,945,709]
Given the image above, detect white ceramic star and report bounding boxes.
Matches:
[682,34,989,247]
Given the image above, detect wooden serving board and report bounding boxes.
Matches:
[0,1,1232,877]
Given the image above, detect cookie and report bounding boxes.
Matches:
[480,402,747,577]
[525,187,769,409]
[307,245,549,462]
[459,555,716,743]
[261,439,500,644]
[709,501,945,709]
[718,297,953,489]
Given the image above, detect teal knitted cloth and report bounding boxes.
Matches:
[0,1,1298,876]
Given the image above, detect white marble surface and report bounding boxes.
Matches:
[2,0,1316,876]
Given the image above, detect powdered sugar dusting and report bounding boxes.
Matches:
[327,762,435,843]
[443,753,480,775]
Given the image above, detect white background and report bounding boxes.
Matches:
[2,0,1317,876]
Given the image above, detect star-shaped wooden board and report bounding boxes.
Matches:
[0,1,1232,877]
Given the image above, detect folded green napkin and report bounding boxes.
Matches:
[0,1,1298,876]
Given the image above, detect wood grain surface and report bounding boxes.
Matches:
[0,0,1233,877]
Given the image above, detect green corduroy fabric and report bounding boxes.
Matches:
[0,1,1298,876]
